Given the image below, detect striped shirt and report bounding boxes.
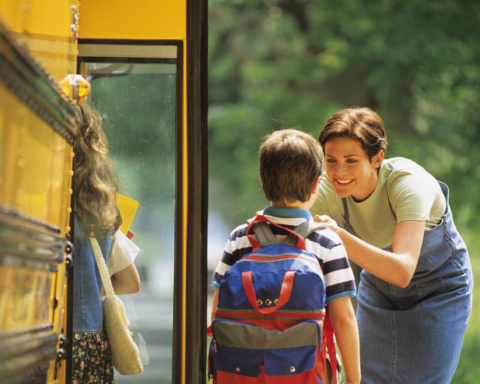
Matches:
[212,206,356,305]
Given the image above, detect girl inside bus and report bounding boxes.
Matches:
[72,102,141,383]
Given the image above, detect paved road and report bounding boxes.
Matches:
[113,289,213,384]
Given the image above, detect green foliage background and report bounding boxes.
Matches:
[207,1,480,382]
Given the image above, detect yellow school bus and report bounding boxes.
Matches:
[0,1,208,383]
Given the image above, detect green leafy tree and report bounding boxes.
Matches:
[208,0,480,233]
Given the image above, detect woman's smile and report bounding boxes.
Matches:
[324,137,383,201]
[336,179,354,184]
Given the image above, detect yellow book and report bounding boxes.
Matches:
[116,193,139,238]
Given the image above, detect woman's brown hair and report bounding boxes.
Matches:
[73,103,122,235]
[319,107,387,161]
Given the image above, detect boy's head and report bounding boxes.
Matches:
[259,129,324,206]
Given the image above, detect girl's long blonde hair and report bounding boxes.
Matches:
[73,103,122,235]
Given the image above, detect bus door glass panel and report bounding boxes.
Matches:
[81,61,176,383]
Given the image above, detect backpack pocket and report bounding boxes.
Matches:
[211,319,322,384]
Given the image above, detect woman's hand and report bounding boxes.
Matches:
[314,215,340,234]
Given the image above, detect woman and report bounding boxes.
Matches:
[72,102,141,383]
[311,107,473,383]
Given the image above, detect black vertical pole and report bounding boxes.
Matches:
[185,0,209,383]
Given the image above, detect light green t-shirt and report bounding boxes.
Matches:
[310,157,446,249]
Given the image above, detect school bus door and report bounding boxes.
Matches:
[75,2,208,383]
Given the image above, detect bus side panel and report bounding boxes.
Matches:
[0,0,78,87]
[0,0,78,382]
[0,87,73,232]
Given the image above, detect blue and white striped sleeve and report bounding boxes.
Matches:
[212,224,251,288]
[323,243,356,304]
[307,228,356,304]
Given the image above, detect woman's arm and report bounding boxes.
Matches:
[315,216,425,288]
[111,263,141,295]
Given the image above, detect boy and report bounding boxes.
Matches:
[211,129,360,384]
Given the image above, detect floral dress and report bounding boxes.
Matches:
[72,331,114,384]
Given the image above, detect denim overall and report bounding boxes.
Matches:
[73,214,113,333]
[343,182,473,383]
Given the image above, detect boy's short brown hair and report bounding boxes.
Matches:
[259,129,324,204]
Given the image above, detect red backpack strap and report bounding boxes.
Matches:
[242,270,296,314]
[316,314,339,384]
[324,315,338,383]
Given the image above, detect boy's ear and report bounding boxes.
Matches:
[259,173,263,186]
[311,175,321,194]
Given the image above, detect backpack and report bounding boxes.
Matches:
[208,215,340,384]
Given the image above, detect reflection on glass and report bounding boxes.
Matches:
[84,62,176,384]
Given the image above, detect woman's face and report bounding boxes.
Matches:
[324,137,383,201]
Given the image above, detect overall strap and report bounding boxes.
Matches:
[341,198,357,236]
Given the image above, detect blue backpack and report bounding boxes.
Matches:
[209,215,340,384]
